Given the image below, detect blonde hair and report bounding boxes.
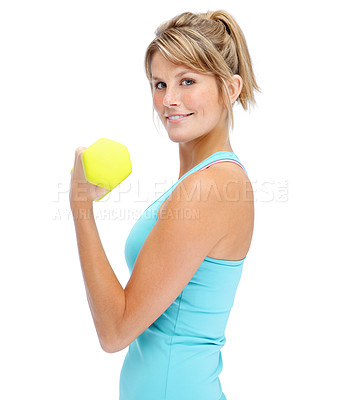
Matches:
[144,10,262,132]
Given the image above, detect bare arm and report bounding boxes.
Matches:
[69,146,126,353]
[70,203,126,353]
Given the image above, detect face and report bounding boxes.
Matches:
[150,50,227,144]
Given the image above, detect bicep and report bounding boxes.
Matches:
[116,173,229,351]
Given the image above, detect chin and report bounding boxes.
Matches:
[166,133,183,143]
[166,130,199,144]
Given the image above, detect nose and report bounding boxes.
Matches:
[162,87,180,107]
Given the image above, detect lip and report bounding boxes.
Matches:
[166,113,194,123]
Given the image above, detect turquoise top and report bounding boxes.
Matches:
[119,151,248,400]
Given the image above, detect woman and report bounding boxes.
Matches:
[69,9,261,400]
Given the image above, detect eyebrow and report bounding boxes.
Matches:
[151,69,199,81]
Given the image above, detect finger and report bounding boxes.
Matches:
[75,146,87,160]
[75,146,87,154]
[73,146,87,168]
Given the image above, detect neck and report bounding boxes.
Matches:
[177,133,233,180]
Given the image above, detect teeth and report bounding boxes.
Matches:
[168,114,191,120]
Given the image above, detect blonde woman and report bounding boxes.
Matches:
[69,9,261,400]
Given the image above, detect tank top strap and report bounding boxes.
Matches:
[178,151,248,182]
[143,151,248,213]
[198,154,247,175]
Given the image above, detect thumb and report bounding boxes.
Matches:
[73,146,87,168]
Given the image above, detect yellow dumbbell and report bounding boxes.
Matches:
[70,138,132,201]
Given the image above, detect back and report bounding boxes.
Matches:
[120,151,248,400]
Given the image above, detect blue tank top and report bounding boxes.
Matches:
[119,151,248,400]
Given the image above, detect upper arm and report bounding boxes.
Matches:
[115,167,240,352]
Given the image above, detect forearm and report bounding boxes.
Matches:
[71,204,125,352]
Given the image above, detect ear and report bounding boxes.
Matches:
[227,74,243,103]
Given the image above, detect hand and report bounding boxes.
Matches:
[69,146,109,208]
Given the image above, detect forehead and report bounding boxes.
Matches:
[150,51,198,79]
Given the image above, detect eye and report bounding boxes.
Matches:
[154,78,195,90]
[154,82,166,89]
[182,79,195,86]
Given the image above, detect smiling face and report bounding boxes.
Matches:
[150,50,228,144]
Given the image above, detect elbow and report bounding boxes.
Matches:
[100,334,129,353]
[99,333,122,353]
[100,338,119,353]
[98,309,128,353]
[102,345,118,354]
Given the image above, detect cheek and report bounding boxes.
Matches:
[153,92,163,111]
[198,89,220,117]
[187,88,208,113]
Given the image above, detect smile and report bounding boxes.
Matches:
[166,113,194,122]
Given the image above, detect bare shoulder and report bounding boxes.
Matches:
[159,160,254,223]
[202,161,254,204]
[160,160,254,260]
[200,161,255,260]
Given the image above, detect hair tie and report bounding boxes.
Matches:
[217,18,231,35]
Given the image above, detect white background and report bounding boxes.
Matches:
[1,0,341,399]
